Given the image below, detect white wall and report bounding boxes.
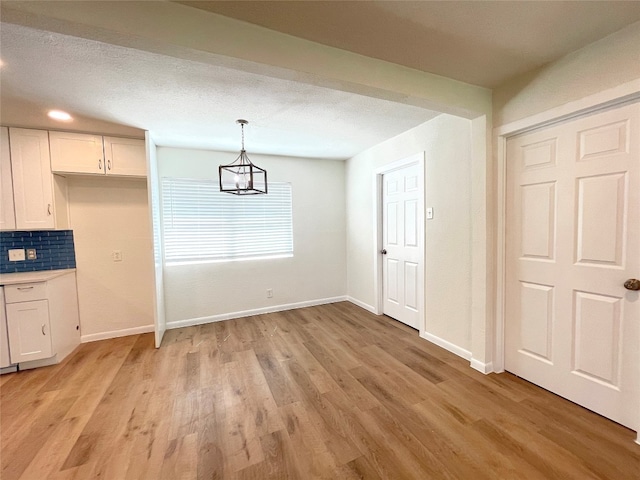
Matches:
[146,133,166,347]
[67,176,155,340]
[493,21,640,126]
[346,114,473,352]
[157,147,346,326]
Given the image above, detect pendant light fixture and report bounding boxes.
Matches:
[219,119,267,195]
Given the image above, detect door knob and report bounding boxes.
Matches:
[624,279,640,291]
[380,249,387,255]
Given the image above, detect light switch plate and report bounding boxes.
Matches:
[112,250,122,262]
[8,249,25,261]
[426,207,434,220]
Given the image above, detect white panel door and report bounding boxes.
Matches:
[9,128,55,230]
[0,127,16,230]
[104,137,146,177]
[382,163,423,329]
[505,102,640,430]
[49,131,105,175]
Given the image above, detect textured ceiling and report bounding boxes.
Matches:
[0,23,439,159]
[1,1,639,160]
[179,1,640,88]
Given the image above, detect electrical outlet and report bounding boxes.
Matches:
[266,288,273,298]
[8,249,25,261]
[112,250,122,262]
[26,249,37,260]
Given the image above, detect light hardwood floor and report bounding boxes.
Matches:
[1,302,639,479]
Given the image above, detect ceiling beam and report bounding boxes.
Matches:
[1,0,491,119]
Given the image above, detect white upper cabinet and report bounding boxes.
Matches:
[0,127,16,230]
[9,128,55,230]
[50,131,146,177]
[49,131,104,174]
[103,136,146,176]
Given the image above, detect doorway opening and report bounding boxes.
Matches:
[374,152,425,332]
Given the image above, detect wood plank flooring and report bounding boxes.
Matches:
[1,302,639,479]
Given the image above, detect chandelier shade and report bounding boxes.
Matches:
[219,120,268,195]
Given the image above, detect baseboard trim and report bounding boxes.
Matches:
[81,324,155,343]
[420,331,472,361]
[470,358,494,375]
[166,296,348,330]
[17,355,59,370]
[346,296,377,314]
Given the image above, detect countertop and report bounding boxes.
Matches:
[0,269,76,286]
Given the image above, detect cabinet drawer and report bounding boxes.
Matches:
[5,282,47,303]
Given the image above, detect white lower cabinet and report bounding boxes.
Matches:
[3,271,80,369]
[6,299,52,363]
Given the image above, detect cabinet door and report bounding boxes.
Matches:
[0,127,16,230]
[103,137,146,177]
[50,131,105,174]
[9,128,55,230]
[6,300,53,363]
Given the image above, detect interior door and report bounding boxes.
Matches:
[505,102,639,430]
[382,163,423,329]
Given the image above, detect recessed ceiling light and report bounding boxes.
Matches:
[48,110,72,121]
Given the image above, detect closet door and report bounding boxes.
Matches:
[505,102,639,430]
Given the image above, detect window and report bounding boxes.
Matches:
[161,177,293,264]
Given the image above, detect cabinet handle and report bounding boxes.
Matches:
[42,324,46,336]
[99,158,102,170]
[17,286,34,291]
[47,203,52,216]
[107,159,112,170]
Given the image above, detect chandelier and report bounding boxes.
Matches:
[218,119,267,195]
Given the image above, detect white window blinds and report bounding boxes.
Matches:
[161,177,293,263]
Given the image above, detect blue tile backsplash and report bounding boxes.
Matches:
[0,230,76,274]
